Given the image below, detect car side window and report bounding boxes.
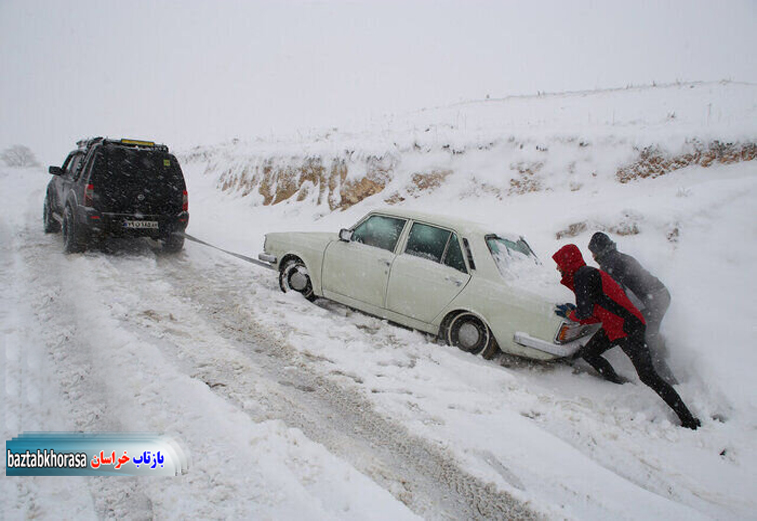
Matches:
[84,151,104,182]
[405,223,451,263]
[74,151,95,181]
[444,233,467,273]
[352,215,406,252]
[65,154,83,180]
[61,153,75,173]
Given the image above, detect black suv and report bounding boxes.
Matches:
[44,138,189,253]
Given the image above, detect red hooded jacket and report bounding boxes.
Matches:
[552,244,645,341]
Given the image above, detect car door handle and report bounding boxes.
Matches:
[378,259,392,267]
[445,276,463,286]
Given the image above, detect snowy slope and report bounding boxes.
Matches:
[182,81,756,218]
[3,81,757,520]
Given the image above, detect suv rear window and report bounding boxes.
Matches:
[89,145,186,214]
[92,146,185,188]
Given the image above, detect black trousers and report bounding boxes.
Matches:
[576,328,697,425]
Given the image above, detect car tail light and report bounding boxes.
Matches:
[84,184,94,207]
[182,190,188,212]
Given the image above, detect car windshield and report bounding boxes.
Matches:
[486,234,538,278]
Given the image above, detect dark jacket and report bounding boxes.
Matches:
[553,244,645,341]
[589,234,666,305]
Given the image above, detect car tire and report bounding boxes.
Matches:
[446,312,495,356]
[279,258,315,301]
[62,205,86,253]
[480,335,500,360]
[162,233,185,253]
[43,195,60,233]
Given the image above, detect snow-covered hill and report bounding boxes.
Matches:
[180,81,756,212]
[3,81,756,519]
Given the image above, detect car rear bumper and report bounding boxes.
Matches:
[258,253,277,265]
[512,331,593,358]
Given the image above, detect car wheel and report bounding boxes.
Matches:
[446,312,495,356]
[480,335,500,360]
[279,258,315,301]
[162,232,185,253]
[43,195,60,233]
[62,205,86,253]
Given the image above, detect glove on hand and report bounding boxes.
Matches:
[554,303,576,319]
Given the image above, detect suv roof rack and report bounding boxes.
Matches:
[114,138,169,151]
[76,137,169,153]
[76,136,104,150]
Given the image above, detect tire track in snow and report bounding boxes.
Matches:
[125,250,540,521]
[4,187,154,520]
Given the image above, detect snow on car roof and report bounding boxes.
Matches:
[370,207,518,238]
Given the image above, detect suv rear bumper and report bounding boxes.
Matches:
[78,207,189,238]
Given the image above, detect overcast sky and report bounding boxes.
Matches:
[1,0,755,163]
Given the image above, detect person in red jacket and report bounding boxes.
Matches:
[552,244,700,430]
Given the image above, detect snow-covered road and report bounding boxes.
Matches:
[3,161,756,520]
[2,170,533,519]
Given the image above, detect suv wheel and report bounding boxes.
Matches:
[43,195,60,233]
[62,205,86,253]
[162,232,185,253]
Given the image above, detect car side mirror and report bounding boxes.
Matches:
[49,166,63,176]
[339,228,353,242]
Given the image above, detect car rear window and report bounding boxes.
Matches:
[91,146,186,190]
[486,234,538,278]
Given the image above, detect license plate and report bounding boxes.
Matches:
[123,220,159,229]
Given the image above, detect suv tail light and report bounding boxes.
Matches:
[84,184,94,207]
[182,190,188,212]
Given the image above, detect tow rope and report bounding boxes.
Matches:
[176,232,275,270]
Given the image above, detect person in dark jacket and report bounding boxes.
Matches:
[588,232,677,384]
[553,244,700,429]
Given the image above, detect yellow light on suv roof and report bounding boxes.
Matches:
[121,139,155,147]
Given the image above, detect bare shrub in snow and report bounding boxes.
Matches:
[384,170,452,204]
[667,225,680,243]
[555,212,641,240]
[555,221,588,239]
[2,145,40,167]
[509,162,543,195]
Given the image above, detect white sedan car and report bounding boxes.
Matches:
[259,208,596,360]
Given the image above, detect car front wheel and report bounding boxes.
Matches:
[279,258,315,301]
[43,195,60,233]
[445,312,499,358]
